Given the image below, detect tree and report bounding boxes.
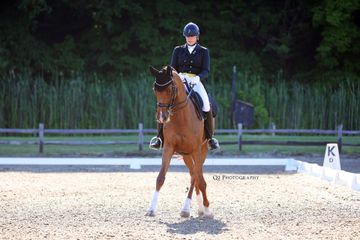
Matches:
[0,0,358,83]
[312,0,360,80]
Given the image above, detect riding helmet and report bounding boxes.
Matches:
[183,22,200,37]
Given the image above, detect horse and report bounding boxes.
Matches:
[145,65,214,218]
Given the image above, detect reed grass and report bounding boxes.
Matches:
[0,73,359,130]
[262,79,359,129]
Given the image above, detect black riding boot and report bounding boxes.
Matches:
[204,111,220,151]
[149,123,164,150]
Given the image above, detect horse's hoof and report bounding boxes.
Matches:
[180,210,190,218]
[145,210,156,217]
[198,210,204,217]
[203,208,214,219]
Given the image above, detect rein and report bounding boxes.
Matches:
[155,77,193,116]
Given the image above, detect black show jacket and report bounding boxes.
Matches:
[170,44,210,81]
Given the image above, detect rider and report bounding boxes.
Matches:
[149,22,220,151]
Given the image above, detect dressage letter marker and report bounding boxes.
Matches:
[323,143,341,170]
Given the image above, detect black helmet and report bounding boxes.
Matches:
[183,22,200,37]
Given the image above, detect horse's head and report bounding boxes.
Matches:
[150,65,183,124]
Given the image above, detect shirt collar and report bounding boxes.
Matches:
[187,44,197,54]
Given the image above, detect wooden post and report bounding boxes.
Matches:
[337,124,343,154]
[39,123,44,153]
[238,123,243,151]
[138,123,144,151]
[231,65,236,127]
[270,122,276,136]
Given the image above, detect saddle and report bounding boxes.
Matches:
[183,82,218,120]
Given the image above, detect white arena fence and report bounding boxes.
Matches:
[0,157,358,192]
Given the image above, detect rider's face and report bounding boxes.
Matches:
[185,36,197,46]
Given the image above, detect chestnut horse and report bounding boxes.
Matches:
[146,65,213,218]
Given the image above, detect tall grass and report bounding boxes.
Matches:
[263,79,360,129]
[0,73,157,129]
[0,73,359,129]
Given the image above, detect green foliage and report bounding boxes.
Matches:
[312,0,360,75]
[0,0,359,81]
[0,47,10,72]
[50,36,84,72]
[18,0,51,19]
[0,1,359,130]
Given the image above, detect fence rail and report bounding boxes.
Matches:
[0,123,359,153]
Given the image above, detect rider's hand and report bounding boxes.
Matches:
[189,76,200,85]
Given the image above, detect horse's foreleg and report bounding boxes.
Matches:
[146,147,173,217]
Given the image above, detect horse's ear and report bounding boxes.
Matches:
[149,66,159,77]
[166,65,172,76]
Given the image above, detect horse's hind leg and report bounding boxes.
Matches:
[180,155,195,217]
[185,156,205,216]
[195,186,205,216]
[188,175,205,217]
[196,145,213,218]
[146,147,173,217]
[195,167,213,218]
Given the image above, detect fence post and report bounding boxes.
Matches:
[138,123,144,151]
[39,123,44,153]
[270,122,276,136]
[337,124,343,154]
[231,65,237,127]
[238,123,243,151]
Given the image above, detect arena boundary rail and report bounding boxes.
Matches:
[0,123,359,153]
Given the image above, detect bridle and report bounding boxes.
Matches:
[154,76,193,116]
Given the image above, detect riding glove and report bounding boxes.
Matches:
[187,76,200,85]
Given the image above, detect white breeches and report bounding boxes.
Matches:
[178,73,210,112]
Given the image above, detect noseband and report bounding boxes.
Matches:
[154,77,191,116]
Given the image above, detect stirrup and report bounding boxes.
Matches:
[208,138,220,152]
[149,136,163,150]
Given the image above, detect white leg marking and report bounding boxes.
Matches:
[180,197,192,218]
[182,197,192,211]
[203,206,214,219]
[196,193,205,216]
[146,191,159,216]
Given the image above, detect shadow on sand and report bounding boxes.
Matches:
[160,217,227,235]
